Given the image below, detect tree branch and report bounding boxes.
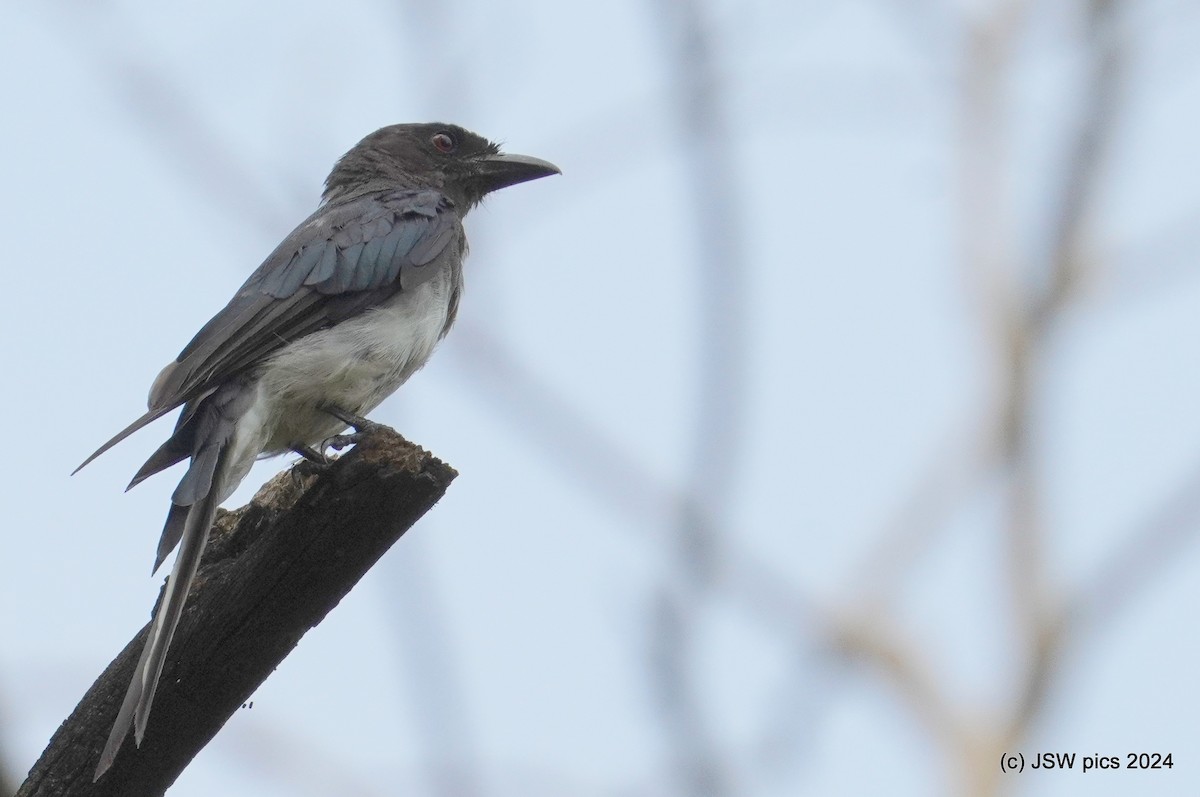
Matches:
[17,428,456,797]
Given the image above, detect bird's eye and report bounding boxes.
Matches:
[431,132,457,153]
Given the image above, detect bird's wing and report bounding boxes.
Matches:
[76,188,461,472]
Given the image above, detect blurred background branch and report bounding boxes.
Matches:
[4,0,1200,795]
[647,0,747,793]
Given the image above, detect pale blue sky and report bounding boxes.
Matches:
[2,2,1199,796]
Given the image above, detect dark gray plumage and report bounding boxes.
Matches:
[80,123,558,779]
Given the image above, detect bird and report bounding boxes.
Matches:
[78,122,559,778]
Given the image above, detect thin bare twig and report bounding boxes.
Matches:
[375,8,486,795]
[646,0,751,792]
[1032,0,1125,330]
[1006,0,1129,735]
[48,7,308,238]
[810,4,1144,796]
[850,424,997,608]
[1072,457,1200,637]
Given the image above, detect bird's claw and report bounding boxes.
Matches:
[305,406,384,458]
[291,444,332,465]
[321,406,383,434]
[290,406,381,467]
[321,432,360,452]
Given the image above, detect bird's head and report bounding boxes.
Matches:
[323,122,559,208]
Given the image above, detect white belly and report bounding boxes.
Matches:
[225,274,453,471]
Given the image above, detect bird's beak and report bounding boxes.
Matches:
[473,152,561,194]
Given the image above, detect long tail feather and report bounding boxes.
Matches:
[76,385,219,477]
[153,504,189,575]
[94,382,251,780]
[136,456,226,742]
[73,406,177,475]
[94,445,228,779]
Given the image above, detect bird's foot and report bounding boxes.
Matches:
[289,408,382,467]
[322,406,381,432]
[318,406,384,453]
[289,445,333,488]
[291,444,332,465]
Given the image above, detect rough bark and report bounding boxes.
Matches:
[17,427,456,797]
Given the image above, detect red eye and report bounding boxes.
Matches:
[431,132,456,153]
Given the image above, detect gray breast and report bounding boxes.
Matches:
[252,268,458,453]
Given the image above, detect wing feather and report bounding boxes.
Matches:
[77,188,460,472]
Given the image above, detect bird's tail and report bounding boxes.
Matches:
[95,383,253,780]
